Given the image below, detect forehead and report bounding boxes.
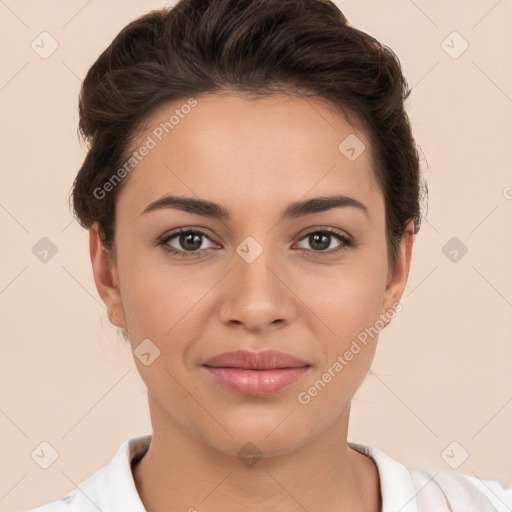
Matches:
[116,93,381,222]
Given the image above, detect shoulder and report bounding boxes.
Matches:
[26,493,97,512]
[26,435,151,512]
[409,465,512,512]
[26,465,111,512]
[349,441,511,512]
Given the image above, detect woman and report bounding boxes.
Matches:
[28,0,511,510]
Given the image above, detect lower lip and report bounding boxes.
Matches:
[203,366,310,396]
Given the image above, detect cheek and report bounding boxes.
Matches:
[116,237,206,335]
[119,270,206,398]
[122,272,205,341]
[292,259,388,344]
[294,268,385,414]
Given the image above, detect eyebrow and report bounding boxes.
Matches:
[140,193,369,220]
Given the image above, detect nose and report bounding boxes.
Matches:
[217,243,298,333]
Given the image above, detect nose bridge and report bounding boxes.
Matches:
[238,238,275,289]
[218,232,295,330]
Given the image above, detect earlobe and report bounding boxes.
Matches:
[89,222,127,329]
[107,309,125,329]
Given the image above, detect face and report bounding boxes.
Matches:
[90,92,413,457]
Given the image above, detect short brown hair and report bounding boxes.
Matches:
[71,0,427,267]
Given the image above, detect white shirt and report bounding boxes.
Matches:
[27,434,512,512]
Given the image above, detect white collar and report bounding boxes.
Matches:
[102,435,419,511]
[348,441,418,512]
[40,435,509,511]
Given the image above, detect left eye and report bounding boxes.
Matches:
[296,229,352,253]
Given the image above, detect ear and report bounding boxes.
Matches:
[380,220,415,322]
[89,222,127,329]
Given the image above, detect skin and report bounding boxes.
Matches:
[90,92,414,512]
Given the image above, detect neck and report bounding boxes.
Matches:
[132,395,381,512]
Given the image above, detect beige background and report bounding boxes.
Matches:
[1,0,511,510]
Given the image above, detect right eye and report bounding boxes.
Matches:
[157,228,218,257]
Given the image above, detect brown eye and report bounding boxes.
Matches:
[158,229,216,257]
[296,229,352,253]
[176,232,204,251]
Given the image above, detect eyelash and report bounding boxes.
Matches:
[156,227,354,258]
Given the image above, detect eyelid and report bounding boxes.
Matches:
[157,227,218,250]
[299,225,351,240]
[294,227,353,251]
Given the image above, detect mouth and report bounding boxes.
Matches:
[201,349,311,396]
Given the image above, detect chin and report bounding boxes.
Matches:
[201,414,312,459]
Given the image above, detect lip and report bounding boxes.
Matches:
[202,349,309,369]
[202,350,310,397]
[203,367,310,396]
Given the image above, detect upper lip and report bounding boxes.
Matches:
[202,350,309,370]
